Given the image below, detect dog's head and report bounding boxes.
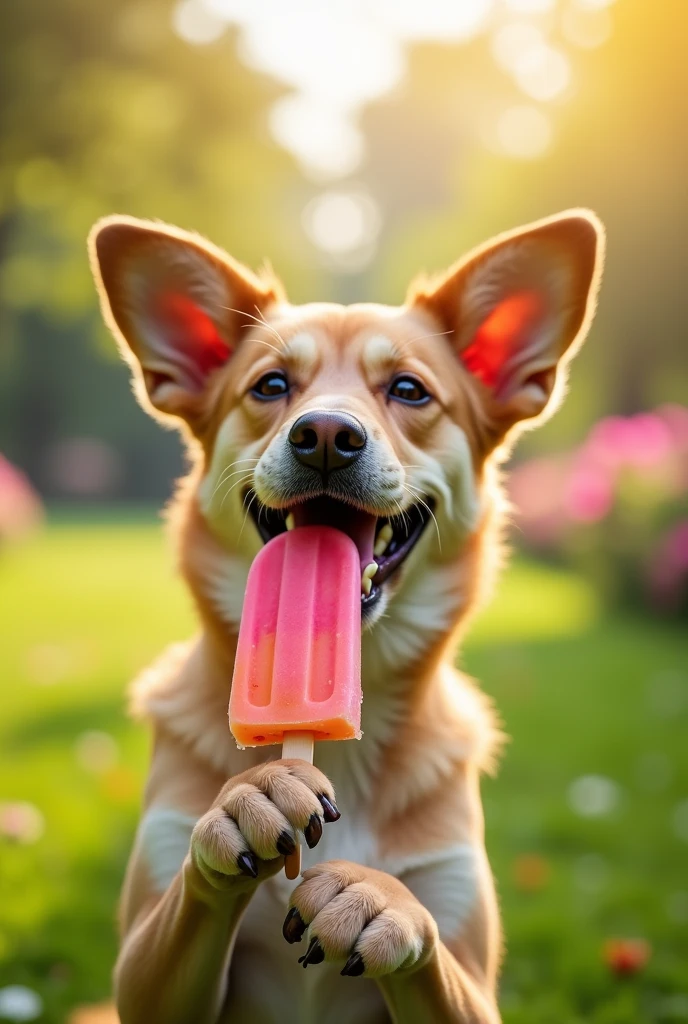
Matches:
[89,212,603,636]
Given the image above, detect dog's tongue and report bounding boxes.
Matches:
[229,524,362,747]
[291,498,377,572]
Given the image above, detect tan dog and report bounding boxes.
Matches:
[85,209,603,1024]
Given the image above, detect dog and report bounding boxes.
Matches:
[83,208,603,1023]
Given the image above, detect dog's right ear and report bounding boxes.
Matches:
[88,216,282,425]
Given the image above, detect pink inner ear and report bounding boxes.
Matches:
[156,293,231,384]
[461,291,544,391]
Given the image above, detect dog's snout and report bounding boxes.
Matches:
[288,411,367,477]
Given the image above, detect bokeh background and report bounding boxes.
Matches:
[1,1,687,1021]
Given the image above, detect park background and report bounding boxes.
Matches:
[1,0,687,1021]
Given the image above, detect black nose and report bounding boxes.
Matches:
[288,411,367,478]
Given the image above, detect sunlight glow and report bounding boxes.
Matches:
[173,0,226,44]
[269,97,364,179]
[197,0,498,176]
[493,105,553,159]
[179,0,613,176]
[513,43,571,101]
[562,5,613,48]
[236,7,403,111]
[375,0,494,41]
[491,22,548,72]
[574,0,617,8]
[302,190,381,258]
[504,0,556,12]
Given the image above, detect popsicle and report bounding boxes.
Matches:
[229,524,362,877]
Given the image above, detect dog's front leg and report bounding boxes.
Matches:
[115,854,253,1024]
[376,943,500,1024]
[115,756,339,1024]
[285,860,500,1024]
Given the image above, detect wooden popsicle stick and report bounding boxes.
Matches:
[281,730,315,880]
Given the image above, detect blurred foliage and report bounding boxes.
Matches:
[1,2,687,503]
[365,0,688,450]
[0,0,314,498]
[0,522,687,1021]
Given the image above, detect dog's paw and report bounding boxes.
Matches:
[283,861,438,978]
[191,760,340,890]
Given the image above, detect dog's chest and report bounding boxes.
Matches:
[224,785,388,1024]
[226,886,389,1024]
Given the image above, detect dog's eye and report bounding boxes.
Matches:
[251,372,289,400]
[388,375,431,405]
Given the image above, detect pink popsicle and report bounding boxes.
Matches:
[229,525,362,877]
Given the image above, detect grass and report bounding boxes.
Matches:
[0,521,687,1023]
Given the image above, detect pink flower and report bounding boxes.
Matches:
[0,455,44,542]
[508,457,570,544]
[658,404,688,450]
[584,413,674,470]
[584,416,635,469]
[565,461,614,522]
[626,413,674,467]
[0,801,44,843]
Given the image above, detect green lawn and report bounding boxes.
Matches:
[1,522,687,1023]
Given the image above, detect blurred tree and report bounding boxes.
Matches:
[2,0,686,498]
[0,0,312,499]
[362,0,688,451]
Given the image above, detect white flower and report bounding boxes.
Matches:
[568,775,621,817]
[0,986,43,1022]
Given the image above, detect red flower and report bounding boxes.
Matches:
[603,938,651,976]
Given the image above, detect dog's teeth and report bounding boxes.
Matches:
[285,513,295,531]
[374,523,393,557]
[361,562,378,596]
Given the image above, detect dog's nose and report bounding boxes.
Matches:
[288,411,367,477]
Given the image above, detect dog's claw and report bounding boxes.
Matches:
[283,907,307,944]
[298,937,325,967]
[318,794,341,822]
[276,831,297,856]
[304,813,323,849]
[236,852,258,878]
[341,952,365,977]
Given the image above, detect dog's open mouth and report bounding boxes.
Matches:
[246,493,434,612]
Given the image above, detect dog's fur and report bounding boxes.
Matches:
[81,210,603,1024]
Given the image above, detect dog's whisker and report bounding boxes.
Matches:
[392,497,412,536]
[402,483,442,552]
[219,479,253,513]
[213,467,258,491]
[211,468,238,502]
[212,456,260,489]
[238,490,259,539]
[212,458,259,484]
[409,328,454,344]
[211,461,259,502]
[400,328,454,351]
[219,473,254,511]
[249,337,284,357]
[253,304,288,349]
[219,305,287,350]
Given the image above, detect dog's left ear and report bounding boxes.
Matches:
[409,209,605,433]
